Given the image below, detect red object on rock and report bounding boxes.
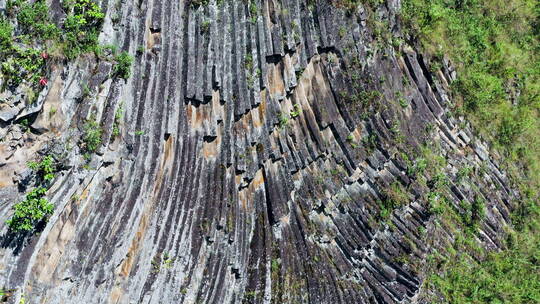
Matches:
[41,52,48,59]
[39,77,48,86]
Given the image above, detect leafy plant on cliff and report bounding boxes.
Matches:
[189,0,209,7]
[6,187,54,232]
[0,0,105,91]
[113,51,133,80]
[17,0,59,39]
[28,155,56,183]
[0,19,13,53]
[112,104,124,138]
[6,155,58,233]
[81,118,103,153]
[62,0,105,58]
[1,48,44,88]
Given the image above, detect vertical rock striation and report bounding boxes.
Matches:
[0,0,518,303]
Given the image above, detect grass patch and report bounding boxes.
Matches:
[400,0,540,192]
[428,231,540,304]
[401,0,540,302]
[378,182,409,220]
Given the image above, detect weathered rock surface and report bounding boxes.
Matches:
[0,0,519,303]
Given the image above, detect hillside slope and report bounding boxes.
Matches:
[0,0,534,303]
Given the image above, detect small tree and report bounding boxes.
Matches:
[28,155,55,182]
[113,51,133,80]
[6,187,54,232]
[81,119,103,153]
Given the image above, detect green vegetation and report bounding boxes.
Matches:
[427,232,540,303]
[248,0,258,23]
[81,118,103,153]
[162,252,174,268]
[1,48,44,88]
[6,155,58,232]
[0,19,12,53]
[6,187,53,232]
[62,0,105,58]
[354,90,382,109]
[151,252,175,273]
[399,0,540,302]
[378,182,409,220]
[395,144,533,303]
[459,198,486,231]
[270,257,281,289]
[334,0,383,14]
[189,0,209,7]
[361,134,378,153]
[398,97,408,108]
[289,104,301,118]
[407,157,427,177]
[136,45,145,54]
[246,68,260,89]
[200,20,211,34]
[244,54,253,71]
[28,155,55,182]
[112,104,123,138]
[1,0,106,91]
[16,0,58,39]
[401,0,540,192]
[278,113,289,128]
[1,2,47,88]
[113,51,133,80]
[13,0,104,56]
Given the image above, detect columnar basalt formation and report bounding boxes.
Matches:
[0,0,518,303]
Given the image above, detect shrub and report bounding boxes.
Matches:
[113,51,133,80]
[17,0,59,39]
[0,0,105,91]
[62,0,105,58]
[427,191,445,215]
[28,155,55,182]
[355,90,382,108]
[81,119,103,153]
[1,48,44,88]
[200,20,211,34]
[6,187,54,232]
[0,19,13,53]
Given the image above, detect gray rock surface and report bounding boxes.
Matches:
[0,1,519,303]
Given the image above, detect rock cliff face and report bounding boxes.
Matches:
[0,0,518,303]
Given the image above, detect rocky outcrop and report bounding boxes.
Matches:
[0,0,518,303]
